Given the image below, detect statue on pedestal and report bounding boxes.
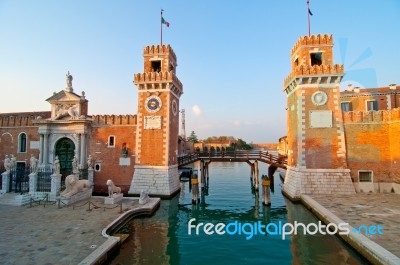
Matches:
[66,71,73,91]
[3,155,11,172]
[30,154,38,174]
[71,155,78,173]
[60,175,91,198]
[53,156,60,175]
[87,155,93,169]
[106,179,121,198]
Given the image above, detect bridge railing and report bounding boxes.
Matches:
[178,151,287,168]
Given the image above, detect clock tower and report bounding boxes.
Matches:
[129,45,183,197]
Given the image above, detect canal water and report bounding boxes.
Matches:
[111,161,368,265]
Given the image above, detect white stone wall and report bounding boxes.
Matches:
[129,165,180,196]
[283,166,356,201]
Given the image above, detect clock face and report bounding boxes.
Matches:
[172,100,178,116]
[145,95,162,113]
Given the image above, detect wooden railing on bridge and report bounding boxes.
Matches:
[178,151,287,169]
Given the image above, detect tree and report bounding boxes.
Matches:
[187,131,199,143]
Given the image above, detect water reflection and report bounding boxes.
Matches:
[111,162,368,265]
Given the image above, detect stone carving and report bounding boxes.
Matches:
[122,144,128,158]
[54,104,79,120]
[106,179,121,198]
[139,189,150,205]
[3,155,11,172]
[30,154,38,174]
[53,156,60,175]
[60,175,91,198]
[71,155,78,173]
[87,155,93,169]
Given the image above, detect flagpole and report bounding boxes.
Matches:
[307,0,311,37]
[161,9,163,45]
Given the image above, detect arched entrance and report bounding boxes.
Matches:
[55,137,75,177]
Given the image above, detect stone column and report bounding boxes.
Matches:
[80,133,86,168]
[88,168,94,186]
[43,134,49,165]
[1,171,11,193]
[39,134,44,164]
[77,134,81,166]
[51,173,62,197]
[29,173,38,195]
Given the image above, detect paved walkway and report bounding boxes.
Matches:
[309,193,400,263]
[0,197,147,265]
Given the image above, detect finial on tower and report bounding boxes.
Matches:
[65,71,73,92]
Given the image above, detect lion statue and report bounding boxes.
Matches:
[60,175,91,198]
[106,179,121,198]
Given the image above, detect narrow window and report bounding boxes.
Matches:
[151,61,161,72]
[366,100,378,111]
[310,52,322,66]
[341,102,352,112]
[359,171,372,182]
[108,136,115,147]
[294,58,299,67]
[18,133,27,153]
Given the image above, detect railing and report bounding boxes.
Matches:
[37,167,53,192]
[178,151,288,168]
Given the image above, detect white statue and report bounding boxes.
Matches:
[30,154,38,174]
[60,175,91,198]
[106,179,121,198]
[10,154,16,170]
[87,155,93,169]
[3,155,11,172]
[139,189,150,205]
[53,156,60,175]
[71,155,78,173]
[66,71,73,90]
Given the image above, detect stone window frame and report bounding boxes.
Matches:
[18,132,27,153]
[94,162,101,172]
[341,101,352,112]
[365,100,378,111]
[358,170,373,183]
[108,135,116,148]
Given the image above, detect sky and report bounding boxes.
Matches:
[0,1,399,143]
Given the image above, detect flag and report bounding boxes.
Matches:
[308,8,313,16]
[162,17,170,27]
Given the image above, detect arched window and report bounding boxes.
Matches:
[108,135,115,147]
[18,133,27,153]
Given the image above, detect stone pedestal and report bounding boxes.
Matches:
[282,166,356,201]
[128,165,180,197]
[88,168,94,185]
[58,188,92,205]
[1,171,10,193]
[51,174,62,196]
[104,193,123,205]
[29,173,38,195]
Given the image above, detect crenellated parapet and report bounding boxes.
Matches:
[143,45,177,62]
[91,114,137,126]
[284,64,344,87]
[343,108,400,124]
[134,71,183,96]
[291,34,333,56]
[0,111,51,127]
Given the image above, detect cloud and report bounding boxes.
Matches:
[192,105,202,117]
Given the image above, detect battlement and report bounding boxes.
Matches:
[291,34,333,56]
[143,45,177,61]
[343,108,400,124]
[0,111,51,127]
[91,114,137,126]
[134,71,183,88]
[284,64,344,88]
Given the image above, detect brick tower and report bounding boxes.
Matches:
[282,34,355,201]
[129,45,183,197]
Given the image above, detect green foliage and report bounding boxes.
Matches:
[187,131,199,143]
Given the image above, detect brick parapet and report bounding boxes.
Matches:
[91,115,137,126]
[291,34,334,56]
[0,112,51,127]
[143,45,177,62]
[342,108,400,124]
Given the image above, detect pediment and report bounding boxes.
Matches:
[46,90,83,103]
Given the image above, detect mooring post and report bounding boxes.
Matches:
[191,173,200,205]
[254,160,259,190]
[262,175,271,206]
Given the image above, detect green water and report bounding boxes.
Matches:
[111,162,369,265]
